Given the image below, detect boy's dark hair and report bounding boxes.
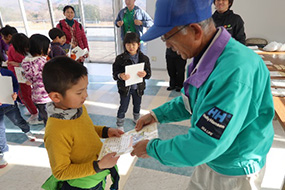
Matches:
[63,5,75,13]
[214,0,234,9]
[43,56,88,96]
[48,28,65,40]
[29,34,50,56]
[0,25,18,37]
[123,32,140,47]
[11,33,29,56]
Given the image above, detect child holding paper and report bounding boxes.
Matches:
[42,57,122,190]
[0,67,37,168]
[112,32,151,131]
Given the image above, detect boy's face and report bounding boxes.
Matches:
[125,42,139,56]
[54,36,65,46]
[61,35,67,44]
[54,75,88,110]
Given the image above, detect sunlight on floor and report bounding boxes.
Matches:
[4,145,50,168]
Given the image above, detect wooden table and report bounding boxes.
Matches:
[258,51,285,131]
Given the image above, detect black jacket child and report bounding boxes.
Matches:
[112,51,151,97]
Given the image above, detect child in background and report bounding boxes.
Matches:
[20,34,51,125]
[48,28,66,59]
[1,25,40,125]
[0,67,36,169]
[42,56,122,190]
[60,34,75,54]
[112,32,151,131]
[0,33,9,68]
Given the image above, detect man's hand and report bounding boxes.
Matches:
[135,113,157,131]
[98,152,119,169]
[134,19,143,26]
[120,73,130,81]
[117,20,124,27]
[108,128,124,137]
[131,140,150,158]
[137,71,146,78]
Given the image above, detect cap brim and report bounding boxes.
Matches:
[141,25,174,42]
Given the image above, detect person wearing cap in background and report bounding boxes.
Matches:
[130,0,274,189]
[212,0,246,44]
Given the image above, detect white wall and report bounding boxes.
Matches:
[146,0,285,69]
[232,0,285,43]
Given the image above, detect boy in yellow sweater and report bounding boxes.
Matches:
[42,56,124,190]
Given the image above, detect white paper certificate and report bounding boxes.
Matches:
[14,67,27,83]
[125,63,145,86]
[0,75,14,105]
[98,122,158,159]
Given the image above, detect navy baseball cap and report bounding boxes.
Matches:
[141,0,213,42]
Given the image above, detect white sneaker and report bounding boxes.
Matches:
[133,118,139,124]
[27,114,38,122]
[118,127,124,132]
[28,119,44,125]
[27,114,44,125]
[25,131,36,142]
[0,153,8,169]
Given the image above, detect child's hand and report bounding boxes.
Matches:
[98,152,119,169]
[25,81,32,86]
[7,61,20,67]
[108,128,124,137]
[11,92,17,101]
[120,73,130,80]
[83,53,89,58]
[137,71,146,78]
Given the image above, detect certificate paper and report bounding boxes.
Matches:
[125,63,145,86]
[98,123,158,159]
[0,75,14,105]
[14,67,28,83]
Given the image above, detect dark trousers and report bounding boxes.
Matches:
[117,89,142,119]
[0,104,30,152]
[35,103,47,126]
[61,181,103,190]
[166,55,187,88]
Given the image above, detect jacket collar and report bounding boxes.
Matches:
[184,27,231,91]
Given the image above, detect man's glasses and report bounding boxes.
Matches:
[161,25,188,42]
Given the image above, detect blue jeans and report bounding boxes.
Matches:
[117,89,142,119]
[0,104,30,153]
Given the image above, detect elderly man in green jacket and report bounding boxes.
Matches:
[131,0,274,189]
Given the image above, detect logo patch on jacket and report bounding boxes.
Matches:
[196,107,232,139]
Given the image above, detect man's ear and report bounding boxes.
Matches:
[48,92,62,103]
[189,24,203,41]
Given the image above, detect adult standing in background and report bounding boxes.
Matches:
[114,0,153,53]
[212,0,246,44]
[56,5,89,62]
[165,48,187,92]
[131,0,274,189]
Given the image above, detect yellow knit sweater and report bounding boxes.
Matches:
[44,106,104,181]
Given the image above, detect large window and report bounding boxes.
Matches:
[22,0,52,36]
[0,0,25,33]
[0,0,147,63]
[82,0,115,63]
